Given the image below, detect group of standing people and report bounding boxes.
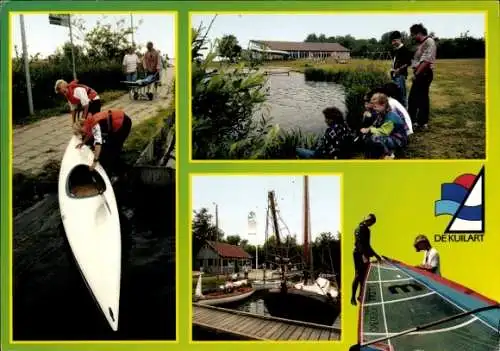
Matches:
[390,23,437,131]
[122,41,164,85]
[296,23,437,160]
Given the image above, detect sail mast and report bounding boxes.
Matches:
[303,176,310,272]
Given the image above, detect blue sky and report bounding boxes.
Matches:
[191,175,341,246]
[192,13,485,49]
[11,14,175,58]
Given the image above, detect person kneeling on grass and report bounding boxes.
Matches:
[296,107,354,159]
[414,234,441,276]
[370,83,413,137]
[361,93,408,160]
[72,109,132,179]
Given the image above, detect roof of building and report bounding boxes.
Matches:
[251,40,350,52]
[206,241,252,259]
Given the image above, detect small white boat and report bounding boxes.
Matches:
[194,273,255,306]
[58,135,121,331]
[294,277,339,300]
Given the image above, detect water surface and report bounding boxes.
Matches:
[258,72,346,134]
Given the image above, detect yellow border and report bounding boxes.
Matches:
[8,11,180,344]
[188,10,489,163]
[188,173,344,344]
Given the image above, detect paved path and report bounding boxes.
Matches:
[13,67,175,173]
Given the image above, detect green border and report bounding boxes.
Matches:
[2,1,499,351]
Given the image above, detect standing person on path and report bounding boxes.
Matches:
[351,214,382,306]
[122,47,141,82]
[55,79,101,124]
[414,235,441,276]
[408,23,437,131]
[389,30,413,108]
[143,41,161,91]
[72,109,132,178]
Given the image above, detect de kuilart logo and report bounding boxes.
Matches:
[434,166,485,243]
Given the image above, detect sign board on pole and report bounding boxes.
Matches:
[49,14,70,27]
[248,211,257,235]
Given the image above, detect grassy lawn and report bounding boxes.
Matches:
[14,90,127,127]
[122,107,169,164]
[207,58,485,159]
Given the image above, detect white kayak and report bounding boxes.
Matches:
[58,135,121,331]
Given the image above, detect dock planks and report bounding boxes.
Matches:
[193,303,341,341]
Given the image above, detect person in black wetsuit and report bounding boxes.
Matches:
[351,214,383,306]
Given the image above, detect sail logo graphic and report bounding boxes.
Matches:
[434,167,485,243]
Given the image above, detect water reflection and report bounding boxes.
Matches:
[222,291,271,317]
[258,72,346,134]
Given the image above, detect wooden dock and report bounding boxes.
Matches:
[264,69,290,76]
[193,303,341,341]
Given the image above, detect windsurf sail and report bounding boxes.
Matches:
[357,257,499,351]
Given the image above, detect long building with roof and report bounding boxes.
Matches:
[248,40,351,60]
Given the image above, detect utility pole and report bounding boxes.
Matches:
[213,202,219,276]
[19,14,34,115]
[213,202,219,242]
[68,14,77,80]
[130,14,135,46]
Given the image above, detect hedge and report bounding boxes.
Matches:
[12,60,128,122]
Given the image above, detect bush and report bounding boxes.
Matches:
[192,48,269,159]
[12,59,128,122]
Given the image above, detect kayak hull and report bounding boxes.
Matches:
[58,135,121,331]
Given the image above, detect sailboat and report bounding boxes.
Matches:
[193,271,255,306]
[263,176,341,327]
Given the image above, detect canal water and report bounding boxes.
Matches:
[13,180,176,341]
[259,72,346,134]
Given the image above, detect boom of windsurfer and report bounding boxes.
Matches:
[351,213,382,306]
[414,234,441,276]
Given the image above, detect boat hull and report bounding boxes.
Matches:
[196,289,255,306]
[58,136,121,331]
[263,288,340,326]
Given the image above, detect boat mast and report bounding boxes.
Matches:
[263,205,269,283]
[268,190,287,292]
[303,175,313,283]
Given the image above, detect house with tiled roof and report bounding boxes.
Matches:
[248,40,350,60]
[195,241,252,274]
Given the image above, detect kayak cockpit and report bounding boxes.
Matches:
[67,164,107,198]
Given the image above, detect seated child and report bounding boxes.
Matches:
[374,83,413,137]
[296,107,354,159]
[360,93,408,159]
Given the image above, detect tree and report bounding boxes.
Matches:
[192,208,224,264]
[217,34,242,62]
[70,16,143,63]
[225,235,242,246]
